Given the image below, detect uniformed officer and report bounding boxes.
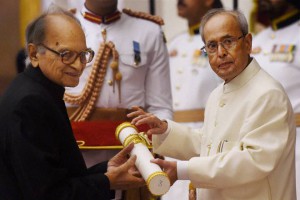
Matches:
[165,0,222,200]
[63,0,172,199]
[252,0,300,198]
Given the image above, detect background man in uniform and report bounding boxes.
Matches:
[251,0,300,197]
[63,0,172,199]
[165,0,222,199]
[128,8,296,200]
[0,7,144,200]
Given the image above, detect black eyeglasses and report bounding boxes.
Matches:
[38,43,94,64]
[201,35,245,55]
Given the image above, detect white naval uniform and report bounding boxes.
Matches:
[66,6,172,120]
[162,31,220,200]
[252,18,300,198]
[154,59,296,200]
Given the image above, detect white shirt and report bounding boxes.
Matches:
[66,6,173,120]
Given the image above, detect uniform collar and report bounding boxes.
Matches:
[188,23,200,36]
[271,9,300,30]
[81,5,121,25]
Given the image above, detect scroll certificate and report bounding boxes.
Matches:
[115,122,170,196]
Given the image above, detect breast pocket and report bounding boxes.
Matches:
[119,52,148,68]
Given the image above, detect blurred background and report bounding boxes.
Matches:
[0,0,260,95]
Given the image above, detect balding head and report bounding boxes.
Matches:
[25,5,81,51]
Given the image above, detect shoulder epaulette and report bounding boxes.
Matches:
[122,8,164,25]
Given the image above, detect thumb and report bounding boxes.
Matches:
[120,143,134,156]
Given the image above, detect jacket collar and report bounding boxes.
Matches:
[223,58,260,94]
[24,65,65,101]
[271,9,300,30]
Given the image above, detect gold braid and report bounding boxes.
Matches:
[122,8,164,25]
[64,31,119,121]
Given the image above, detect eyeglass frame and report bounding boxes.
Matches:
[200,35,245,55]
[38,43,95,64]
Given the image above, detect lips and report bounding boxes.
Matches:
[219,61,232,69]
[65,72,80,77]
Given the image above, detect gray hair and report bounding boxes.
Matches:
[200,8,249,43]
[25,4,80,66]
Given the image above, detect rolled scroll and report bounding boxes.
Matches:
[115,122,170,196]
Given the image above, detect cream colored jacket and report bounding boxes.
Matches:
[153,59,296,200]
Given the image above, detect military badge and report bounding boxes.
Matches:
[133,41,141,66]
[269,44,296,63]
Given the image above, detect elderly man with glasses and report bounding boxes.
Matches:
[0,6,144,200]
[128,8,296,200]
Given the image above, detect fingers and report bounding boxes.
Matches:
[130,113,152,126]
[150,158,165,168]
[119,143,134,156]
[127,106,144,118]
[129,169,142,178]
[123,155,145,187]
[127,154,137,167]
[130,176,146,188]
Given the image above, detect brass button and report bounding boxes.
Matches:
[219,100,225,107]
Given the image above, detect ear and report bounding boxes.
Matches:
[244,33,252,54]
[27,43,39,68]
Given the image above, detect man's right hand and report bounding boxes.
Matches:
[127,106,168,137]
[105,143,145,190]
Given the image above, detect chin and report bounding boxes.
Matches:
[66,82,79,88]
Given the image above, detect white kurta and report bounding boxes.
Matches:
[154,59,296,200]
[66,6,173,120]
[252,19,300,198]
[163,32,220,200]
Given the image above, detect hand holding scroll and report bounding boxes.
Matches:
[127,106,168,136]
[106,143,145,190]
[151,158,178,186]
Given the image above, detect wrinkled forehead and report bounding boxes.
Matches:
[203,13,240,41]
[44,15,85,43]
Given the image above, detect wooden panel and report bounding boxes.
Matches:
[0,0,20,95]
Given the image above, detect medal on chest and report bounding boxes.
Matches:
[269,44,296,63]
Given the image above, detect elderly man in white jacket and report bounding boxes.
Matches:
[128,8,296,200]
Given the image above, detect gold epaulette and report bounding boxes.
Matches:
[122,8,164,25]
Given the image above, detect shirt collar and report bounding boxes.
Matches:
[81,5,121,25]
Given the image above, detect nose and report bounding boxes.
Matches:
[217,43,227,58]
[71,56,85,71]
